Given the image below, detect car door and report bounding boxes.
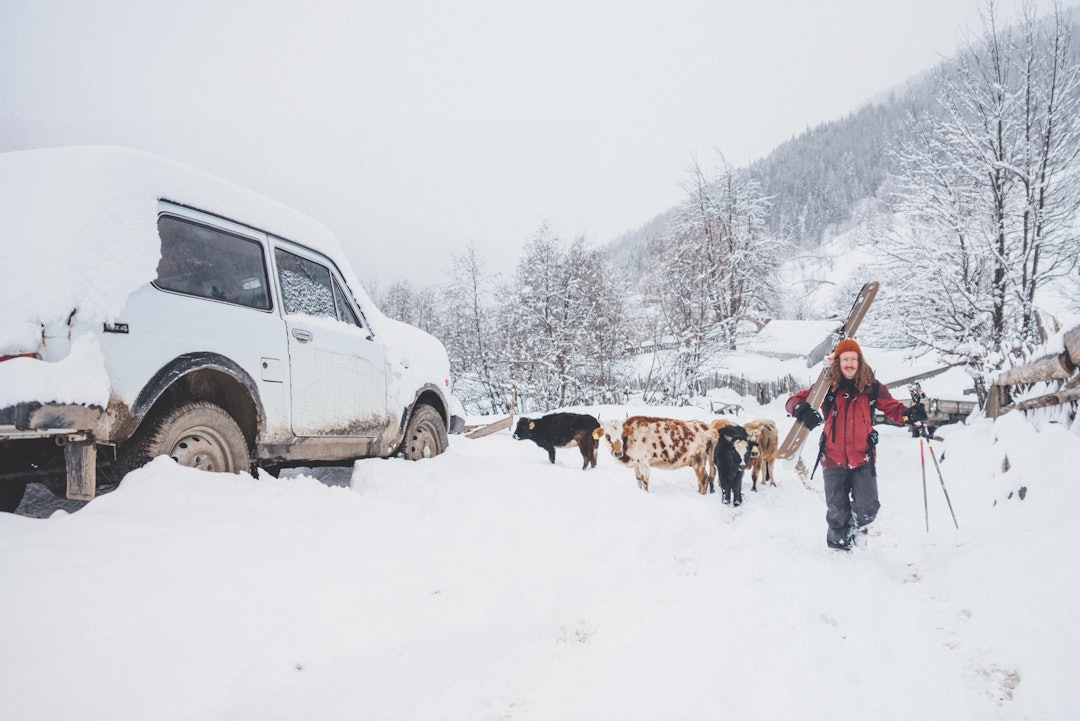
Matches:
[272,242,389,438]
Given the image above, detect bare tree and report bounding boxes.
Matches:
[877,0,1080,405]
[645,158,783,402]
[376,278,440,335]
[437,243,514,413]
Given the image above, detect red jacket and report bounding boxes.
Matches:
[786,379,908,469]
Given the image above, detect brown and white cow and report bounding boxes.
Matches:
[743,419,779,490]
[594,416,717,494]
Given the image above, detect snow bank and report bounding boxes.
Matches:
[2,405,1077,720]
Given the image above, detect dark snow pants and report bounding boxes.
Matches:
[822,464,880,549]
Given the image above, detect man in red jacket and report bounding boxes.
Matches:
[786,339,926,550]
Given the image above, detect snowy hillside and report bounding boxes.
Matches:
[3,395,1077,720]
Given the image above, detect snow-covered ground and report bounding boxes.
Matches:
[3,396,1077,721]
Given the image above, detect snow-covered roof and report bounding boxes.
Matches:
[739,319,840,360]
[0,145,373,352]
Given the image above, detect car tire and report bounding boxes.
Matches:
[399,404,448,460]
[0,482,27,513]
[134,401,252,474]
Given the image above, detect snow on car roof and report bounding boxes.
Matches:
[0,145,365,352]
[0,145,446,408]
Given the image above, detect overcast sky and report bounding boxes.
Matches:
[0,0,1046,288]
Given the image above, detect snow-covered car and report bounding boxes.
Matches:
[0,146,462,512]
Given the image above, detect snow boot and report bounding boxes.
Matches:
[828,536,852,552]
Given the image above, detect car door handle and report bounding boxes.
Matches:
[291,328,313,343]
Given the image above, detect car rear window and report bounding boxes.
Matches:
[154,216,271,310]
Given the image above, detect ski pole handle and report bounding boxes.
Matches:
[906,382,930,438]
[908,382,925,405]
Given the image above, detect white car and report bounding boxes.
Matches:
[0,146,461,512]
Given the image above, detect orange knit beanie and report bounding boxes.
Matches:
[833,338,862,358]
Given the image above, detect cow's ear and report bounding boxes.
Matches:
[529,421,535,430]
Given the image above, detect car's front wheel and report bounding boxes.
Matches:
[136,401,252,473]
[399,404,448,460]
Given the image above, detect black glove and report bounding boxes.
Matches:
[792,401,823,430]
[905,402,927,426]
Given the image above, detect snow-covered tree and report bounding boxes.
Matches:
[435,243,515,413]
[644,158,783,402]
[376,278,439,335]
[876,0,1080,406]
[500,225,633,411]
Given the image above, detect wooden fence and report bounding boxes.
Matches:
[990,324,1080,417]
[625,372,805,407]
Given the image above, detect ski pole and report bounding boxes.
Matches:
[909,383,959,530]
[909,384,930,532]
[921,425,959,529]
[918,427,929,532]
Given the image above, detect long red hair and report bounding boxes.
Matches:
[826,356,875,393]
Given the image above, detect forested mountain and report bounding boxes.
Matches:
[748,94,914,249]
[603,84,926,283]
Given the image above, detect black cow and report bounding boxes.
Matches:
[513,413,601,470]
[712,424,756,506]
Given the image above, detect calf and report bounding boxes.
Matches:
[706,418,758,493]
[743,419,778,491]
[513,412,601,470]
[595,416,716,494]
[713,424,755,506]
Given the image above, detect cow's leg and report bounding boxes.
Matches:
[719,470,731,504]
[545,445,556,464]
[767,460,775,486]
[576,431,596,470]
[695,466,709,495]
[733,471,744,507]
[635,464,649,492]
[751,463,759,492]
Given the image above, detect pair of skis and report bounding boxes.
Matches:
[775,281,879,461]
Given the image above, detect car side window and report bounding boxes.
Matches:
[332,278,362,327]
[155,216,271,310]
[275,248,361,328]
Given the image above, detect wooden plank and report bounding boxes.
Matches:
[64,439,96,501]
[464,415,513,439]
[1000,385,1080,414]
[932,399,977,415]
[994,353,1073,386]
[883,363,966,389]
[1066,325,1080,367]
